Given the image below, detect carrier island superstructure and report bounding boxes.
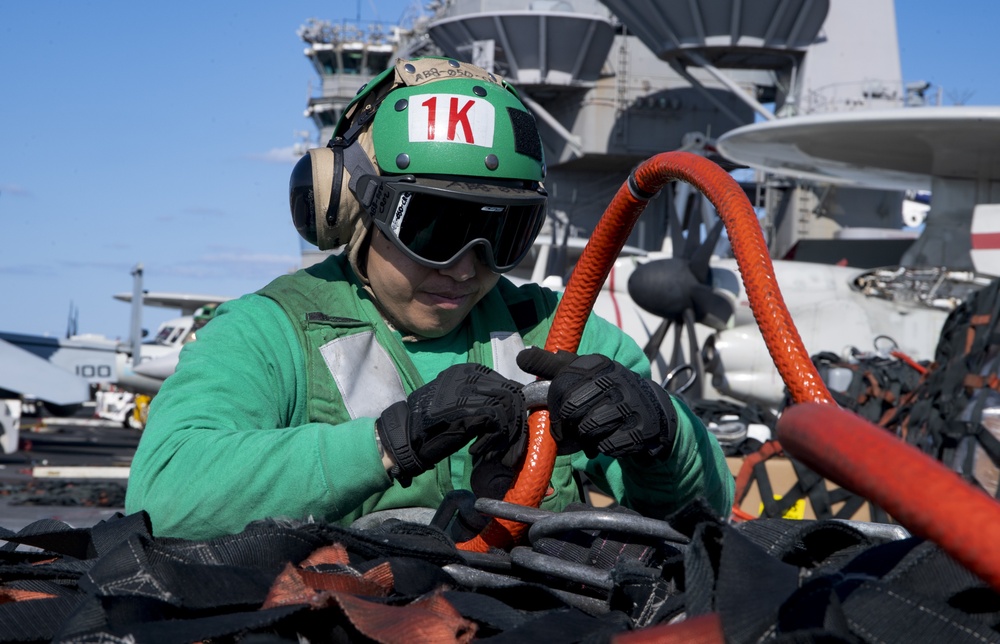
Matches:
[296,0,926,272]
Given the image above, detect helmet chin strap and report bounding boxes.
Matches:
[330,137,379,207]
[337,137,382,280]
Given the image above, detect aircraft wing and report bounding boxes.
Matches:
[113,291,232,316]
[0,339,92,406]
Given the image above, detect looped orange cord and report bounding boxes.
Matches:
[458,151,833,552]
[456,149,1000,610]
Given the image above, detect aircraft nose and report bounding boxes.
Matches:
[133,351,180,381]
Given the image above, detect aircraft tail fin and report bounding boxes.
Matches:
[971,204,1000,278]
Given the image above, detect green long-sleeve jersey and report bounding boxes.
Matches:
[125,263,734,540]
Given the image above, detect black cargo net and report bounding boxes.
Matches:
[2,496,999,642]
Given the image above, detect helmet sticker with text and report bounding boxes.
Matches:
[407,94,495,147]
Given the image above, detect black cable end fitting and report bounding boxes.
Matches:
[627,172,656,202]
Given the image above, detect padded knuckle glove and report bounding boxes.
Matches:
[517,347,678,460]
[376,363,526,487]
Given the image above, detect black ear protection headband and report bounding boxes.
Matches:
[288,75,397,250]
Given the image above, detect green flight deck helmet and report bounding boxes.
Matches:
[289,56,548,277]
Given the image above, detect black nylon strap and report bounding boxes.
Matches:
[842,581,1000,644]
[329,141,344,227]
[5,499,1000,641]
[0,594,84,642]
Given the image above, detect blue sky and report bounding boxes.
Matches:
[2,1,998,341]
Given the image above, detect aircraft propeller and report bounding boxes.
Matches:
[627,185,735,399]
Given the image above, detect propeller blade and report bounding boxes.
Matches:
[690,218,725,285]
[660,309,704,399]
[682,308,704,400]
[670,321,685,372]
[665,183,685,258]
[681,192,702,260]
[643,318,672,363]
[689,284,735,331]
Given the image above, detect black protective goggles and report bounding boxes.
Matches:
[355,175,547,273]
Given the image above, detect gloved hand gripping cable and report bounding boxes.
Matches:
[517,347,678,462]
[376,363,527,487]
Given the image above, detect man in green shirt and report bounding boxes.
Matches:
[125,57,734,540]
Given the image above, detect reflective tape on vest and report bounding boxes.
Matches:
[320,331,406,420]
[321,329,532,420]
[491,331,534,385]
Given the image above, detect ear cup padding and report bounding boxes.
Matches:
[309,147,341,250]
[302,127,377,251]
[289,152,319,246]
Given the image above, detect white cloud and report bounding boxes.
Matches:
[200,252,299,266]
[250,146,301,164]
[183,207,227,217]
[153,251,300,280]
[0,184,31,197]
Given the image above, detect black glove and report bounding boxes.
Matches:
[376,363,527,487]
[516,348,677,461]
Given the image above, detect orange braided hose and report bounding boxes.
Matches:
[549,152,834,405]
[458,151,833,552]
[778,403,1000,592]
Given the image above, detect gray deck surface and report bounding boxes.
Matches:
[0,414,133,534]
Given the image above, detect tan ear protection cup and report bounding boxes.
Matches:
[306,127,377,252]
[307,147,336,248]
